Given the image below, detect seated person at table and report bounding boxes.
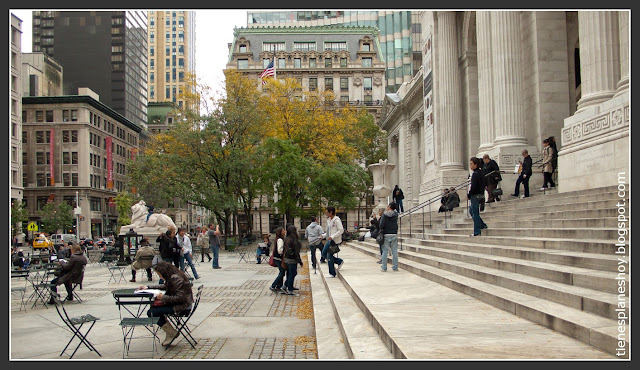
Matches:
[12,250,25,269]
[48,244,87,303]
[130,237,157,282]
[256,234,271,264]
[139,261,194,346]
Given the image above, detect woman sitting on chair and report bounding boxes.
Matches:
[139,260,194,346]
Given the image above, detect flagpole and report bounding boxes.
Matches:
[273,45,277,80]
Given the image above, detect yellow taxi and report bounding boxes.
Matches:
[33,235,53,249]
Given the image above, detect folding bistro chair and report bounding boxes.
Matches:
[108,261,128,284]
[164,285,203,348]
[70,268,85,303]
[11,269,30,312]
[50,292,101,359]
[119,316,160,358]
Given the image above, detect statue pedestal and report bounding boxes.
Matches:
[368,160,396,212]
[119,225,171,237]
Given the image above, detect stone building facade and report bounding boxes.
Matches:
[22,93,141,238]
[381,11,629,206]
[11,14,24,204]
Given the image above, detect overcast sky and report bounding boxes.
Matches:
[10,9,248,97]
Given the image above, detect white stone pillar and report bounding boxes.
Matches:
[490,11,527,147]
[437,11,464,170]
[476,11,494,152]
[615,11,629,95]
[576,11,620,111]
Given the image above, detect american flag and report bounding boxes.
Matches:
[260,60,275,85]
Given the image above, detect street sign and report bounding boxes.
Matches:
[27,222,38,231]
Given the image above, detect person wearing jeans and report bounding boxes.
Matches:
[321,206,344,277]
[269,227,287,292]
[305,216,324,269]
[207,224,221,269]
[177,228,199,280]
[468,157,487,236]
[378,202,399,271]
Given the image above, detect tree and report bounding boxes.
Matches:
[11,200,28,237]
[38,202,73,235]
[115,191,136,230]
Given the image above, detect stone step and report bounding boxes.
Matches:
[442,227,620,240]
[450,217,620,229]
[354,240,625,320]
[389,237,626,295]
[312,254,394,359]
[424,233,627,258]
[346,242,627,357]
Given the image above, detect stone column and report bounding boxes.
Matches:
[576,11,620,111]
[437,11,464,169]
[476,11,494,152]
[490,11,527,147]
[615,11,629,95]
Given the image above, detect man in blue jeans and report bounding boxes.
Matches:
[468,157,488,236]
[321,206,344,277]
[207,223,221,269]
[378,202,399,272]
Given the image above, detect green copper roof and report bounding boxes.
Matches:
[234,25,380,37]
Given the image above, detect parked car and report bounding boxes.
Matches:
[33,236,53,249]
[51,234,78,248]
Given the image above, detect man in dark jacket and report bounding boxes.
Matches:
[468,157,488,236]
[393,185,405,213]
[512,149,533,198]
[482,154,502,203]
[48,244,87,303]
[378,202,399,272]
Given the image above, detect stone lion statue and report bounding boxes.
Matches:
[121,200,177,233]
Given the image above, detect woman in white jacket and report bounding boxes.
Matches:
[178,228,200,280]
[269,227,287,293]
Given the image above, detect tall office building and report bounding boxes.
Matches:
[246,10,420,93]
[146,10,196,110]
[11,13,24,205]
[31,11,148,129]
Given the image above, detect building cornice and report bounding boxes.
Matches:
[234,25,380,37]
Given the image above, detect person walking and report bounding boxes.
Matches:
[140,261,194,346]
[305,216,324,270]
[196,226,212,263]
[548,136,558,175]
[282,225,303,295]
[511,149,533,198]
[378,202,400,271]
[178,228,200,280]
[321,206,344,278]
[269,227,287,293]
[129,237,156,282]
[156,227,176,284]
[393,185,405,213]
[47,244,87,303]
[207,223,222,269]
[541,139,556,190]
[482,154,502,203]
[469,157,488,236]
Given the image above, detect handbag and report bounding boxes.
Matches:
[268,251,277,267]
[493,188,503,196]
[152,297,165,307]
[328,243,340,254]
[376,232,385,246]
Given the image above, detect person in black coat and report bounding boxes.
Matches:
[157,226,176,264]
[482,154,501,203]
[468,157,488,236]
[393,185,405,213]
[438,189,451,212]
[445,188,460,211]
[512,149,533,198]
[548,136,558,174]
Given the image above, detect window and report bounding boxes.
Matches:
[166,87,170,99]
[36,131,44,143]
[309,58,316,68]
[36,111,44,122]
[293,42,316,52]
[72,152,78,164]
[325,58,332,68]
[294,58,301,68]
[150,72,154,83]
[179,72,184,82]
[166,59,170,67]
[340,95,349,103]
[22,110,27,123]
[324,42,347,51]
[23,152,27,165]
[72,173,78,186]
[71,130,78,142]
[262,42,285,52]
[362,57,372,68]
[63,152,70,164]
[23,131,27,143]
[309,77,317,91]
[364,95,373,104]
[278,58,285,69]
[90,197,102,212]
[63,173,70,186]
[324,77,333,91]
[37,174,46,187]
[71,110,78,121]
[239,44,247,52]
[362,43,370,51]
[364,77,372,91]
[63,130,70,142]
[340,57,347,67]
[340,77,349,91]
[150,59,154,69]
